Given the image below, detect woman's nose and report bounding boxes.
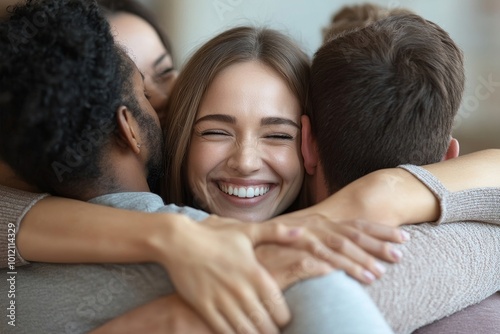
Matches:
[226,142,263,175]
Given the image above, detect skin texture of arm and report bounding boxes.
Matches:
[302,149,500,227]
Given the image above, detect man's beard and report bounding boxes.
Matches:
[143,116,164,194]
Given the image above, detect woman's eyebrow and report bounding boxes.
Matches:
[261,117,300,128]
[195,114,236,124]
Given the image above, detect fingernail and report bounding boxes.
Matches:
[390,248,403,261]
[374,261,387,275]
[288,228,302,237]
[401,230,411,241]
[363,270,376,283]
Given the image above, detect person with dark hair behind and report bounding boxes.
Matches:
[97,0,178,118]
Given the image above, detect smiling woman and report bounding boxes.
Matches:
[164,26,309,221]
[99,0,178,117]
[187,61,304,221]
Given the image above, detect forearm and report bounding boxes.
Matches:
[366,222,500,334]
[0,184,48,267]
[17,196,191,265]
[309,149,500,226]
[393,149,500,224]
[422,149,500,192]
[89,294,213,334]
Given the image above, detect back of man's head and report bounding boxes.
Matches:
[322,3,414,43]
[0,0,137,197]
[309,14,464,193]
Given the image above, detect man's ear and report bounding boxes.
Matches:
[301,115,319,176]
[116,106,141,154]
[443,137,460,161]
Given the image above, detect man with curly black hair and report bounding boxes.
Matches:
[0,0,164,198]
[0,0,194,332]
[0,2,327,334]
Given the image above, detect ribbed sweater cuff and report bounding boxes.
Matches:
[1,185,49,266]
[444,188,500,223]
[397,164,449,224]
[398,164,500,224]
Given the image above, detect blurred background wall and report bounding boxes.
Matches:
[139,0,499,154]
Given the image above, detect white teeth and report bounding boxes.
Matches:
[219,184,270,198]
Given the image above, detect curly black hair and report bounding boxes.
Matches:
[0,0,137,197]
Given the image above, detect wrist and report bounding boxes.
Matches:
[372,168,440,225]
[143,213,197,268]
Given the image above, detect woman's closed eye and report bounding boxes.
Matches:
[156,67,175,80]
[264,133,295,140]
[198,129,231,137]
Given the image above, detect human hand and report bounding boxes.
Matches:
[266,212,408,284]
[255,244,334,290]
[156,214,303,334]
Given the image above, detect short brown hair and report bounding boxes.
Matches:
[162,26,310,206]
[323,3,414,43]
[310,14,464,192]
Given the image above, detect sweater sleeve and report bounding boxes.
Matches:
[365,221,500,334]
[0,185,49,268]
[398,164,500,225]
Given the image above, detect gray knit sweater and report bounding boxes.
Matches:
[1,165,500,333]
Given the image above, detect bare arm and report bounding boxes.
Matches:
[89,294,213,334]
[302,149,500,226]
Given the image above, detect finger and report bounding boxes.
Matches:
[255,270,291,329]
[218,297,261,334]
[244,222,303,246]
[243,295,279,334]
[345,220,410,243]
[224,279,279,334]
[323,232,393,278]
[332,225,403,263]
[317,250,379,284]
[200,304,236,334]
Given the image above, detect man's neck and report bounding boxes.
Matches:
[0,161,40,192]
[79,153,151,201]
[306,164,331,205]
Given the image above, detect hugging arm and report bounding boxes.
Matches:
[299,149,500,227]
[1,149,499,269]
[89,272,395,334]
[366,221,500,333]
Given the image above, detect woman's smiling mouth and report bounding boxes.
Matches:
[218,182,271,198]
